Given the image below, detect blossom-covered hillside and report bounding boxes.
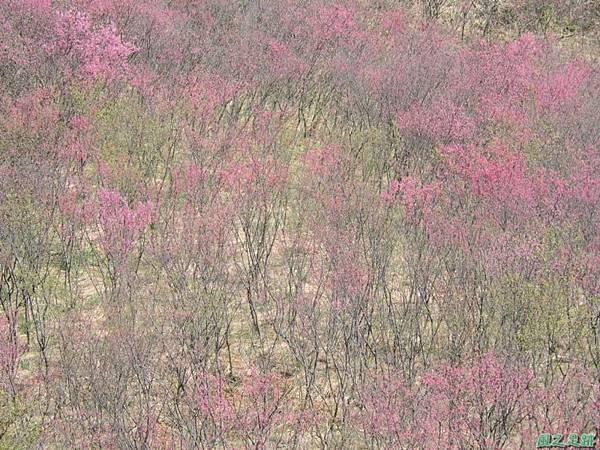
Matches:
[1,1,600,448]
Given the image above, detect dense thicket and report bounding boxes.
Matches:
[1,1,600,448]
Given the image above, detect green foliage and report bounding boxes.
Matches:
[94,90,178,196]
[0,394,40,450]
